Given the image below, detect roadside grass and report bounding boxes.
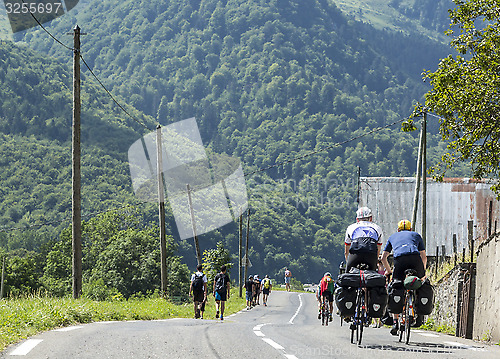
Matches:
[419,317,455,335]
[0,289,246,352]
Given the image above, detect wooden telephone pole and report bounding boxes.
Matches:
[72,25,82,299]
[157,126,168,297]
[411,109,428,245]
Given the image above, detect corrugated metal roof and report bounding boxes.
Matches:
[359,177,499,256]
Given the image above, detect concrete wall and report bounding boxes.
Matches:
[474,235,500,342]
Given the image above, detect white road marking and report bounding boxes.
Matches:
[416,332,440,337]
[289,293,303,324]
[9,339,43,356]
[262,337,285,350]
[54,326,83,332]
[254,330,265,337]
[253,324,266,331]
[284,355,299,359]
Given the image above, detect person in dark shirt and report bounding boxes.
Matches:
[213,265,230,321]
[245,275,254,310]
[381,219,427,335]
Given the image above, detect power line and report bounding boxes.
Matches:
[19,6,153,131]
[244,117,406,177]
[79,55,152,131]
[20,0,74,51]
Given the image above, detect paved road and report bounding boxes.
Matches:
[2,291,500,358]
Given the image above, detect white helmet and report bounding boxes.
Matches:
[356,206,372,219]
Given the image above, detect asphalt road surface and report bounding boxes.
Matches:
[2,291,500,358]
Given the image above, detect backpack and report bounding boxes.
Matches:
[320,276,333,293]
[192,273,204,292]
[214,273,226,293]
[263,278,271,289]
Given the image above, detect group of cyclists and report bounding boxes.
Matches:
[317,206,428,335]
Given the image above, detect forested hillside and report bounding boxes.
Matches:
[0,0,466,294]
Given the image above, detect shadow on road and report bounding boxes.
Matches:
[358,341,480,354]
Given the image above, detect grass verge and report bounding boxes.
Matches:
[0,289,246,352]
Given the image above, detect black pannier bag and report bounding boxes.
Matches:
[337,272,361,288]
[344,268,386,288]
[334,286,356,317]
[387,279,405,314]
[415,278,434,315]
[367,286,388,318]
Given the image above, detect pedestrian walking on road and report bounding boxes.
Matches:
[261,275,272,306]
[253,275,261,305]
[245,275,254,310]
[284,267,292,291]
[213,265,230,321]
[189,264,207,319]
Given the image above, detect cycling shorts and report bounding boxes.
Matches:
[393,253,425,281]
[346,252,378,272]
[321,290,333,303]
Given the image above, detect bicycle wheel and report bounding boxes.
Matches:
[357,294,365,345]
[325,298,329,326]
[398,300,405,343]
[398,314,404,342]
[351,290,361,344]
[405,293,413,344]
[321,302,326,326]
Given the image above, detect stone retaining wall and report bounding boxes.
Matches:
[474,235,500,342]
[429,266,460,330]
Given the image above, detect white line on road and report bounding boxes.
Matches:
[284,355,299,359]
[254,330,265,337]
[253,324,266,331]
[262,337,285,350]
[288,293,303,324]
[9,339,43,356]
[54,326,83,332]
[416,332,440,337]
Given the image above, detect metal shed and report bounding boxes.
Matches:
[358,177,499,256]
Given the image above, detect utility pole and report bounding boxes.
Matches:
[187,184,202,265]
[356,166,361,205]
[421,109,427,245]
[411,114,425,232]
[239,211,243,297]
[72,25,82,299]
[0,257,5,299]
[244,208,250,285]
[157,126,168,297]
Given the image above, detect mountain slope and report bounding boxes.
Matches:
[0,0,464,283]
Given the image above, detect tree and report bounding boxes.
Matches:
[202,241,233,285]
[415,0,500,193]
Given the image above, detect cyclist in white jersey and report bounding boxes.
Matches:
[344,207,383,272]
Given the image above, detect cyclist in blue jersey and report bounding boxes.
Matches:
[381,219,427,335]
[344,207,383,272]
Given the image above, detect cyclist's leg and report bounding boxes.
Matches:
[390,258,407,335]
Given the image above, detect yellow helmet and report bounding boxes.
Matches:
[398,219,412,231]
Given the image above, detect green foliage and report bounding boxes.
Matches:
[0,0,473,286]
[39,211,187,299]
[202,241,233,285]
[422,0,500,193]
[290,277,304,291]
